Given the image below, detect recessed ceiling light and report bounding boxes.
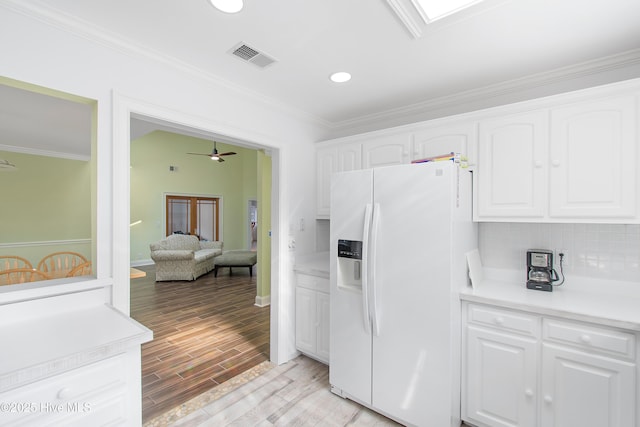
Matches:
[330,72,352,83]
[208,0,243,13]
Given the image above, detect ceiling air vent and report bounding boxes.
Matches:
[229,42,276,68]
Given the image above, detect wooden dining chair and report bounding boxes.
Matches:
[0,268,51,285]
[0,255,33,272]
[37,252,89,279]
[66,261,93,278]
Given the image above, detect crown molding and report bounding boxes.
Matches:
[0,144,90,161]
[330,48,640,133]
[0,0,331,129]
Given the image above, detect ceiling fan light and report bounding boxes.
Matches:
[210,155,220,161]
[0,159,17,171]
[208,0,243,13]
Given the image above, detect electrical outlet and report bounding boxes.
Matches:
[558,249,568,266]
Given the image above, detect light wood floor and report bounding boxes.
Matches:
[159,355,403,426]
[131,264,270,423]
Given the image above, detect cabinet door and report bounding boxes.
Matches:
[476,111,548,219]
[549,96,637,219]
[316,291,330,362]
[316,147,337,218]
[362,134,411,168]
[317,144,361,218]
[412,122,477,163]
[295,287,317,355]
[464,325,538,427]
[541,343,636,427]
[337,143,361,172]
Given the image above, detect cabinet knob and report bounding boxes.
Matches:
[544,395,553,405]
[525,389,534,398]
[493,316,504,326]
[551,160,560,167]
[580,334,592,344]
[57,387,73,400]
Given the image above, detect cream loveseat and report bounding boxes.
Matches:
[149,234,223,281]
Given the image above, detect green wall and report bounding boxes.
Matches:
[130,131,258,262]
[0,150,92,265]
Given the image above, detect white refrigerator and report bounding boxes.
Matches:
[329,161,476,427]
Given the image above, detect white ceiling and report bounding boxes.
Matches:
[2,0,640,156]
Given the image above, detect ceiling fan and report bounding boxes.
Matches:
[187,141,236,162]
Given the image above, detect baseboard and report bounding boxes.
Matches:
[255,294,270,307]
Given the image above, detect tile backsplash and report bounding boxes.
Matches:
[479,223,640,283]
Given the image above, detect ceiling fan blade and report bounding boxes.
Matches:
[217,157,225,162]
[218,151,237,156]
[187,152,213,156]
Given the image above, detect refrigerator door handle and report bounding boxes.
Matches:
[361,203,373,334]
[370,203,381,336]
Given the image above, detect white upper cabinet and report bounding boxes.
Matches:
[412,122,477,163]
[476,111,548,219]
[475,92,640,223]
[318,79,640,222]
[549,96,637,220]
[362,134,411,168]
[316,142,361,218]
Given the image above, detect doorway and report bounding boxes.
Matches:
[119,102,279,422]
[166,194,220,240]
[248,199,257,250]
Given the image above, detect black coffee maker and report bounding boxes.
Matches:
[526,249,559,292]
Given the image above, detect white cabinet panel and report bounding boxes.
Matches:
[316,143,361,218]
[0,353,137,427]
[476,111,548,219]
[362,134,411,168]
[295,286,317,355]
[316,291,330,362]
[295,273,330,363]
[465,325,538,427]
[549,96,637,219]
[541,344,636,427]
[412,122,477,163]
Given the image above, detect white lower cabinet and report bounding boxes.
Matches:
[541,344,635,427]
[295,273,330,363]
[0,352,139,426]
[462,302,637,427]
[465,325,538,427]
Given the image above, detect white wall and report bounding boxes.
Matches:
[0,2,323,364]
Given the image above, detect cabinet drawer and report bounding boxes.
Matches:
[467,304,539,337]
[0,354,127,425]
[296,273,329,293]
[543,319,636,359]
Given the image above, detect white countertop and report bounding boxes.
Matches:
[0,302,153,392]
[294,251,330,277]
[460,268,640,331]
